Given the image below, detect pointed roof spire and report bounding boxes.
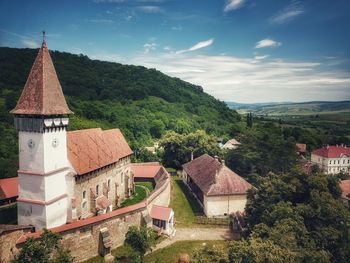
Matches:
[11,35,72,116]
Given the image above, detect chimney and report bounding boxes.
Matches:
[190,151,194,161]
[221,159,225,166]
[214,155,219,162]
[326,145,329,149]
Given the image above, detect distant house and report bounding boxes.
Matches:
[296,143,307,154]
[182,154,252,217]
[340,179,350,209]
[311,145,350,174]
[223,139,241,150]
[0,177,18,206]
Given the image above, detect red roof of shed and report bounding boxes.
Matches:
[150,205,172,221]
[131,162,162,178]
[11,41,72,116]
[67,128,133,175]
[312,145,350,158]
[183,154,252,196]
[0,177,18,199]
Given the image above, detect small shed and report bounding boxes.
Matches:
[150,205,175,235]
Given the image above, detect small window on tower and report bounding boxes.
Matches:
[96,185,99,196]
[108,179,111,188]
[83,191,86,199]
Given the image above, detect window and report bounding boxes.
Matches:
[96,185,99,196]
[338,160,340,164]
[108,179,111,188]
[334,160,336,164]
[83,191,86,199]
[343,160,346,164]
[329,160,331,165]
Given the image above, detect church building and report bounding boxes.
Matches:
[10,38,134,231]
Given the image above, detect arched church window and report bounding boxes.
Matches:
[83,191,86,199]
[96,185,99,195]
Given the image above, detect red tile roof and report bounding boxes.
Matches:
[150,205,172,221]
[0,177,18,199]
[226,139,241,145]
[131,162,162,178]
[340,179,350,200]
[296,143,307,153]
[183,154,252,196]
[67,128,133,175]
[11,41,72,116]
[312,145,350,158]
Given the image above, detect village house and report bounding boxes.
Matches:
[222,138,241,150]
[311,145,350,175]
[182,154,252,217]
[10,38,134,231]
[0,177,18,206]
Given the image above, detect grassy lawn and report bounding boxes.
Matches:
[120,185,147,208]
[135,181,154,192]
[144,240,228,263]
[170,176,204,227]
[0,204,17,224]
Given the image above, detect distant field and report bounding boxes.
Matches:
[228,100,350,116]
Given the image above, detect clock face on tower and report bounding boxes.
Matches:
[52,138,59,148]
[27,139,35,149]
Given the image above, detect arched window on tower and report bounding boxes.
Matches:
[96,185,99,196]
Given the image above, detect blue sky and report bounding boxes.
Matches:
[0,0,350,103]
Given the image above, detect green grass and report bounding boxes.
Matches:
[120,185,147,208]
[170,176,204,227]
[144,240,228,263]
[0,204,17,224]
[135,181,154,192]
[84,245,136,263]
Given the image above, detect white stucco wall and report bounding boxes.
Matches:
[18,129,69,173]
[311,153,350,174]
[204,194,247,217]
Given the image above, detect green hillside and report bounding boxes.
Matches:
[0,47,240,178]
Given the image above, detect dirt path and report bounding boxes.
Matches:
[150,227,237,253]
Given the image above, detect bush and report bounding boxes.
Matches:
[124,226,156,256]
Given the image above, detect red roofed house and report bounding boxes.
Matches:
[150,205,175,235]
[10,38,133,230]
[0,177,18,206]
[296,143,307,154]
[182,154,252,217]
[340,179,350,209]
[311,145,350,175]
[223,138,241,150]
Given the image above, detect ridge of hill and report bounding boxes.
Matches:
[0,47,240,178]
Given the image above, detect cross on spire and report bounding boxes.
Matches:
[42,30,46,45]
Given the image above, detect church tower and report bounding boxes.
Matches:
[11,35,73,230]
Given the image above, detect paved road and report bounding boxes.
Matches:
[150,227,237,253]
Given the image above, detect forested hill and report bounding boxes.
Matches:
[0,47,240,178]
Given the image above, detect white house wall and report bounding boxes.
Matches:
[204,194,247,217]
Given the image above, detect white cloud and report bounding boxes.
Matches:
[223,0,245,12]
[93,0,125,3]
[255,39,281,49]
[270,1,304,24]
[137,5,163,13]
[176,38,214,54]
[143,42,157,53]
[21,39,40,48]
[122,52,350,103]
[88,19,114,24]
[171,25,182,31]
[254,55,269,60]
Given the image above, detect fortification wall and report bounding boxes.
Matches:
[0,170,171,263]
